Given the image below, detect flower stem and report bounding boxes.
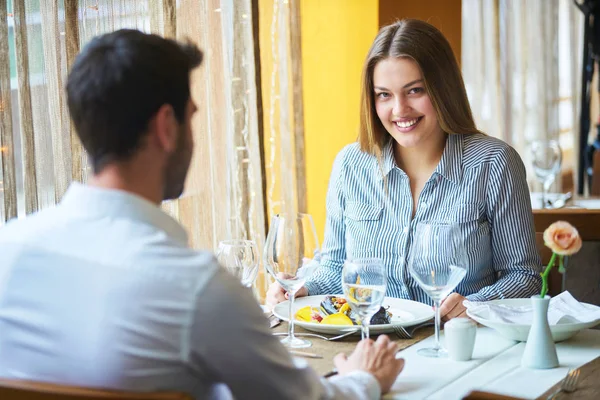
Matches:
[540,252,557,298]
[558,255,565,273]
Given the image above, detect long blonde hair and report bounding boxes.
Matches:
[358,19,482,158]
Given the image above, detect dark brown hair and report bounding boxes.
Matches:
[358,19,482,158]
[67,29,203,173]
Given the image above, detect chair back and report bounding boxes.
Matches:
[462,390,525,399]
[591,148,600,195]
[0,379,192,400]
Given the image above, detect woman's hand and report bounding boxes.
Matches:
[265,273,308,307]
[439,293,468,322]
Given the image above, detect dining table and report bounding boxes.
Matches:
[272,322,600,399]
[529,192,600,211]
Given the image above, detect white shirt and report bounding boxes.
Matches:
[0,183,380,400]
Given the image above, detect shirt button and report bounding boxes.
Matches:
[403,227,409,234]
[422,202,428,208]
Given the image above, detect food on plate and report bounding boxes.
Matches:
[319,295,351,316]
[320,313,354,325]
[321,295,392,325]
[294,295,392,325]
[294,306,322,323]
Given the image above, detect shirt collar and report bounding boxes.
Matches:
[59,183,189,245]
[378,134,463,185]
[378,140,396,179]
[433,134,463,185]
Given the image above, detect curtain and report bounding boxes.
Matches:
[259,0,306,219]
[462,0,583,192]
[0,0,305,300]
[257,0,308,291]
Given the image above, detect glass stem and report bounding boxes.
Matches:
[541,187,546,209]
[362,319,371,340]
[543,179,552,208]
[433,300,441,350]
[288,291,296,341]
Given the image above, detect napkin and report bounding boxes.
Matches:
[463,291,600,325]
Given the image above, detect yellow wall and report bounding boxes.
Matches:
[301,0,379,244]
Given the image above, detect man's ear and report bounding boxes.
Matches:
[152,104,178,154]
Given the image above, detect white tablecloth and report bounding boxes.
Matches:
[387,327,600,399]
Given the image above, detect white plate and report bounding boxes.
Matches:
[273,295,434,334]
[466,298,600,342]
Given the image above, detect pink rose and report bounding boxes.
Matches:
[543,221,582,256]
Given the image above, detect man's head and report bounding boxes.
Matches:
[66,29,203,200]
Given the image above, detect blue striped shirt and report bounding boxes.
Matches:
[305,133,542,304]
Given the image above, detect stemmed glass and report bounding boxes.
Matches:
[341,258,387,340]
[408,222,467,358]
[531,139,562,208]
[264,213,320,349]
[216,240,260,288]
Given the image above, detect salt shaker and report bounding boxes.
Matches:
[444,317,477,361]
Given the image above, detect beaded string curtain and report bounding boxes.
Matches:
[260,0,305,221]
[262,0,306,234]
[0,0,277,295]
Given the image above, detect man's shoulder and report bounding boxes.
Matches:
[142,244,221,278]
[0,206,221,288]
[0,207,61,242]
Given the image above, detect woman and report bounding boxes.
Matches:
[267,19,542,321]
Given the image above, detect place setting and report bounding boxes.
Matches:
[465,219,600,347]
[262,213,600,398]
[272,294,434,337]
[465,291,600,343]
[265,219,472,364]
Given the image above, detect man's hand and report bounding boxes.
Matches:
[265,273,308,308]
[333,335,405,394]
[439,293,468,322]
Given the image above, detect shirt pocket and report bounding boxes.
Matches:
[445,203,490,251]
[345,202,383,221]
[449,203,480,224]
[344,201,383,256]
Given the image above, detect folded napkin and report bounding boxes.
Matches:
[464,291,600,325]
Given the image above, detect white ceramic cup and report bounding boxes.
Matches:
[444,317,477,361]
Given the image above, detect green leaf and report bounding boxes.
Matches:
[558,255,566,274]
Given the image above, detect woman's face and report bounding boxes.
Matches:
[373,57,443,150]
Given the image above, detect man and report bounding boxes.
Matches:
[0,30,404,399]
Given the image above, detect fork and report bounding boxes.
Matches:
[546,368,580,400]
[272,329,359,341]
[546,192,572,209]
[393,321,435,339]
[393,325,413,339]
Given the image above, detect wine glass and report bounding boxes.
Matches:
[216,240,259,288]
[263,213,320,349]
[341,258,387,340]
[408,222,467,358]
[531,139,562,208]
